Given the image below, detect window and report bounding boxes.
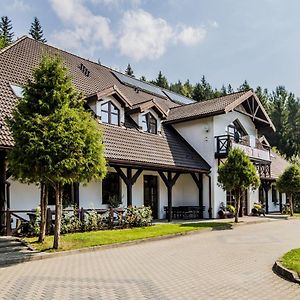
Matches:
[101,101,120,125]
[141,113,157,134]
[10,84,24,98]
[102,173,121,205]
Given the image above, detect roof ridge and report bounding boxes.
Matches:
[0,35,28,56]
[169,90,250,111]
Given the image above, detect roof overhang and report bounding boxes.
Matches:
[127,99,168,118]
[87,85,132,108]
[226,91,275,132]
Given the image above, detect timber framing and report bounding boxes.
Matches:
[158,171,181,222]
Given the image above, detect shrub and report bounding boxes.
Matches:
[125,206,152,227]
[84,209,109,231]
[28,207,41,236]
[226,205,235,214]
[61,206,82,234]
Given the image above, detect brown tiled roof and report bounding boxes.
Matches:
[103,118,210,172]
[166,91,251,123]
[270,151,290,179]
[0,36,210,172]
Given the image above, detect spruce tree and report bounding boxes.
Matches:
[238,80,251,92]
[29,17,47,42]
[7,56,106,248]
[0,16,14,46]
[125,63,134,77]
[227,84,234,94]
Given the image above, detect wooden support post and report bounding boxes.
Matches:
[158,171,181,222]
[114,166,142,207]
[262,180,271,214]
[190,173,203,219]
[127,168,132,206]
[74,183,80,207]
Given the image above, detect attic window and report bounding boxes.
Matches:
[10,84,24,98]
[79,63,90,77]
[141,113,157,134]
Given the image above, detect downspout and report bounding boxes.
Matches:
[205,173,212,219]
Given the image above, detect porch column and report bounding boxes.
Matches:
[114,166,142,207]
[158,171,180,222]
[190,173,203,218]
[0,151,6,232]
[262,180,271,214]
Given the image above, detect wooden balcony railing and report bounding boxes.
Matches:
[215,135,271,162]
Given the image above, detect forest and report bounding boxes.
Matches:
[126,64,300,161]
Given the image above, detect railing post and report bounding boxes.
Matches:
[6,208,11,236]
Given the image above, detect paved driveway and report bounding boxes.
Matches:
[0,219,300,299]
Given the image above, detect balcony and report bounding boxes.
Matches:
[215,135,271,162]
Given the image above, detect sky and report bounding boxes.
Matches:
[1,0,300,96]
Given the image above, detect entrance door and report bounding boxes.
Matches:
[144,175,158,219]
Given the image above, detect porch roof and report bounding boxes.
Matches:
[103,118,210,173]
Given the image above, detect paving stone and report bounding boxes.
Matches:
[0,219,300,299]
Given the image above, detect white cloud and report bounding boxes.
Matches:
[49,1,207,61]
[177,26,206,46]
[118,9,174,61]
[49,0,115,55]
[118,9,207,61]
[9,0,31,11]
[91,0,141,6]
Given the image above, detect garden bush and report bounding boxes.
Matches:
[125,206,152,227]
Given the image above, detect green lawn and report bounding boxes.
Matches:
[281,248,300,275]
[25,222,232,252]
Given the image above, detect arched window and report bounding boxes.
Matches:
[141,113,157,134]
[101,101,120,125]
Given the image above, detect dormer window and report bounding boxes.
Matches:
[101,101,120,125]
[141,112,157,134]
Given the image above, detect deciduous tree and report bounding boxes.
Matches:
[218,148,260,222]
[276,164,300,216]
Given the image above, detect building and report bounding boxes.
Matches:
[0,37,290,230]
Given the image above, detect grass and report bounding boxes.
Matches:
[293,213,300,217]
[25,222,232,252]
[281,248,300,276]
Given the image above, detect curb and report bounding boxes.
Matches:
[273,260,300,284]
[0,217,282,267]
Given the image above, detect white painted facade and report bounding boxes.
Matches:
[5,105,286,220]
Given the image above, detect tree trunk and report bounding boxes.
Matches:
[53,184,62,249]
[290,194,294,216]
[234,191,241,223]
[38,183,48,243]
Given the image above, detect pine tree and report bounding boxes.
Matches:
[227,84,234,94]
[220,85,227,96]
[140,75,146,81]
[29,17,47,42]
[155,71,169,89]
[170,80,183,94]
[0,16,14,46]
[238,80,251,92]
[125,63,134,77]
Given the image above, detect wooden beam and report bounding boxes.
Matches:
[234,108,270,125]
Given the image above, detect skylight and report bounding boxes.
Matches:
[10,84,24,98]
